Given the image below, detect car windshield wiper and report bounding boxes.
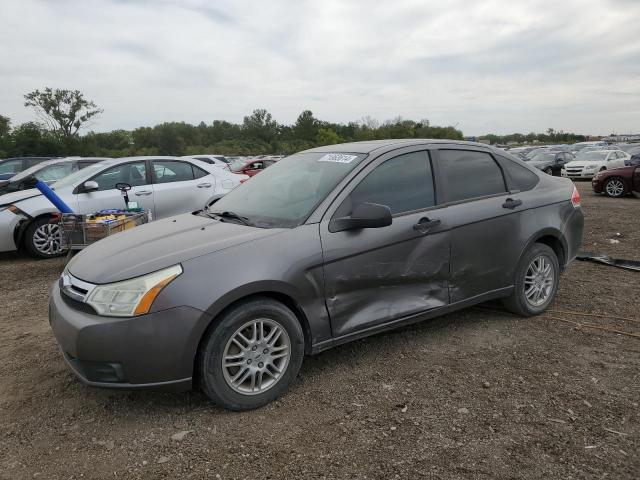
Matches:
[203,206,253,226]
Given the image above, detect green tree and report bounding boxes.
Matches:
[292,110,319,142]
[316,127,341,146]
[0,114,10,137]
[242,109,278,143]
[23,88,103,140]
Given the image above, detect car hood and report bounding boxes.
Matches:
[67,213,286,284]
[0,188,43,205]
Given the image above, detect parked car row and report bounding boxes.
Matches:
[0,156,248,258]
[561,150,630,179]
[0,156,56,180]
[0,157,109,195]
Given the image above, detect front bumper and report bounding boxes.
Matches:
[562,169,597,179]
[0,209,21,252]
[591,176,605,193]
[49,281,212,390]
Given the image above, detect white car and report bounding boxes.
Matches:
[0,156,248,258]
[181,155,231,170]
[561,150,630,179]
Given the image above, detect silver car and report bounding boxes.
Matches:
[0,156,247,258]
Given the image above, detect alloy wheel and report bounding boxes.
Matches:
[32,223,63,256]
[222,319,291,395]
[523,254,554,307]
[605,179,625,197]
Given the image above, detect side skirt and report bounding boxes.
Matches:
[310,286,514,354]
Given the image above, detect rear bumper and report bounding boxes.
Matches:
[49,281,213,390]
[563,207,584,267]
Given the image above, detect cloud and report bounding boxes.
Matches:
[0,0,639,135]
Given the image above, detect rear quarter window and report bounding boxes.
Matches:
[495,155,539,192]
[438,150,507,202]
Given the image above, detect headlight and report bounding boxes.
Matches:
[585,164,597,170]
[86,265,182,317]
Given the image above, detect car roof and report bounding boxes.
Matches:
[301,139,496,155]
[116,156,203,162]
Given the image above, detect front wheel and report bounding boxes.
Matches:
[503,243,559,316]
[604,177,626,198]
[198,297,304,411]
[23,217,64,258]
[544,167,553,175]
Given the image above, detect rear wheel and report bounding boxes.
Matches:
[503,243,559,316]
[604,177,626,197]
[23,217,64,258]
[198,297,304,411]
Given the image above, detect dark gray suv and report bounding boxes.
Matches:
[50,140,584,410]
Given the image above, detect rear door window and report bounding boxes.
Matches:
[153,161,195,184]
[439,150,507,202]
[334,151,435,217]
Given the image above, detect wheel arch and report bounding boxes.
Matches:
[14,211,57,249]
[519,229,568,272]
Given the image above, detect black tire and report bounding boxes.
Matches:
[197,297,304,411]
[603,177,627,198]
[503,243,559,317]
[23,216,64,259]
[544,167,553,175]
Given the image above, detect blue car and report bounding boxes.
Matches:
[0,157,54,181]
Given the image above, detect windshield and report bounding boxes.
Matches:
[52,161,111,189]
[9,159,61,182]
[209,152,366,228]
[530,153,555,162]
[230,160,248,171]
[576,151,608,162]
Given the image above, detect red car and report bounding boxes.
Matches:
[591,155,640,197]
[231,158,279,177]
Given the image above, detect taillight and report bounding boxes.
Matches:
[240,178,248,184]
[571,185,581,208]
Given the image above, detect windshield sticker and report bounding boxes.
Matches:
[318,154,358,164]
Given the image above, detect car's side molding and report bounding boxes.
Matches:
[311,286,514,354]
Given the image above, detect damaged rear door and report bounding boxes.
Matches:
[319,147,450,338]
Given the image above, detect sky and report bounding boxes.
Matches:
[1,0,639,136]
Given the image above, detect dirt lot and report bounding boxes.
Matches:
[0,182,638,480]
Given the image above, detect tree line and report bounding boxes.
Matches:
[0,88,589,159]
[479,128,588,146]
[0,88,464,158]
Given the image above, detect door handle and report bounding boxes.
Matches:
[197,183,212,188]
[413,217,441,232]
[502,198,522,209]
[135,190,152,196]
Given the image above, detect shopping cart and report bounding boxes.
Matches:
[59,210,150,251]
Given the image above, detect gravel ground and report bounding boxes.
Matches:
[0,181,638,480]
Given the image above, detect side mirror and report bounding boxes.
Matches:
[329,202,392,233]
[82,180,99,192]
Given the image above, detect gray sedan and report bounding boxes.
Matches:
[50,140,584,410]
